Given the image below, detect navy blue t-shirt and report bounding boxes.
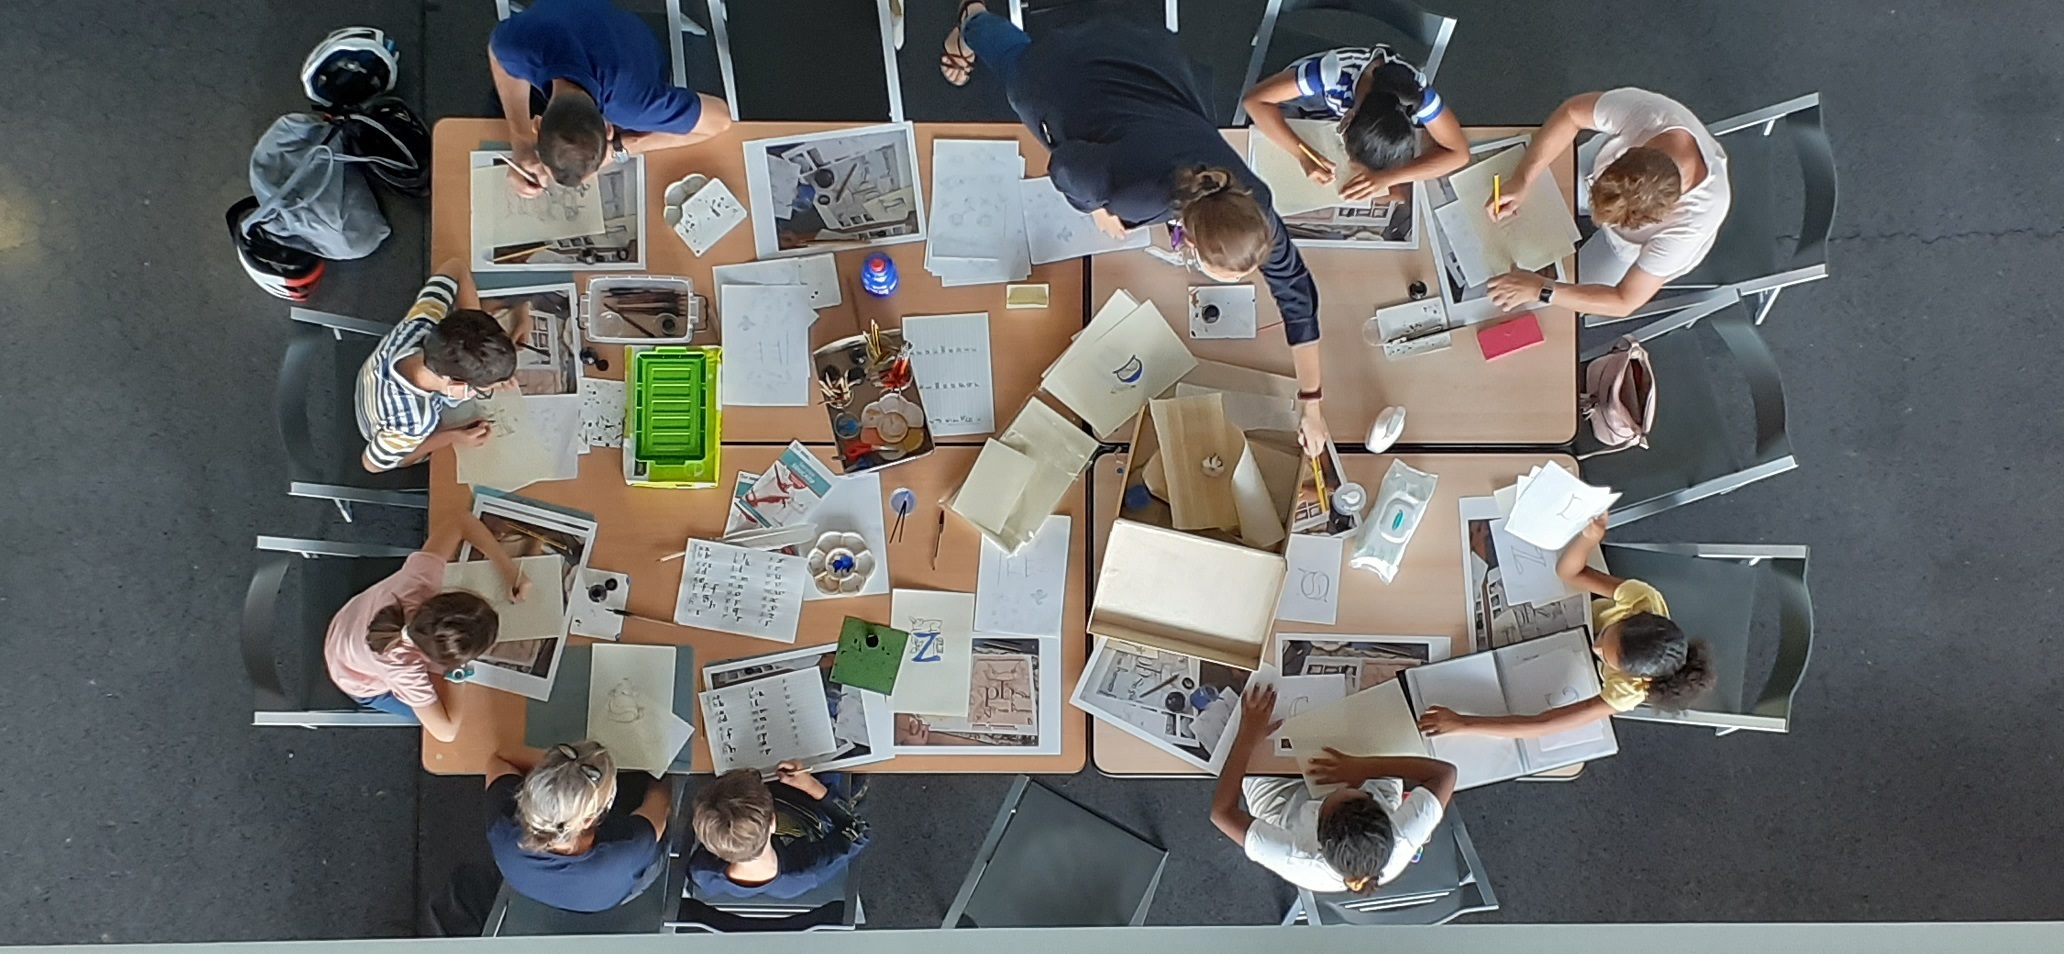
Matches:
[485,775,664,913]
[489,0,704,134]
[687,780,868,900]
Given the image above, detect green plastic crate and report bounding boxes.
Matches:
[626,346,721,488]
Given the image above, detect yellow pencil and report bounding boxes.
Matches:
[1493,174,1501,212]
[1309,455,1330,513]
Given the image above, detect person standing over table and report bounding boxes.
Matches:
[939,3,1331,454]
[489,0,733,196]
[1483,88,1731,319]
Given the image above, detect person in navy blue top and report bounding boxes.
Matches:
[484,742,670,913]
[488,0,731,195]
[688,762,869,900]
[940,2,1332,454]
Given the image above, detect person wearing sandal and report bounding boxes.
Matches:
[940,2,1331,455]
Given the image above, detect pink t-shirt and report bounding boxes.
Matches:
[323,551,446,708]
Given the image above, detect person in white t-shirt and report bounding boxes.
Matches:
[1484,88,1731,318]
[1209,685,1459,894]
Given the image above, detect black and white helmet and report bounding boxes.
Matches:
[301,27,398,111]
[226,196,324,301]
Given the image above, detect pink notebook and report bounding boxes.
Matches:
[1478,312,1544,361]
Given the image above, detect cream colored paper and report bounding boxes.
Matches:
[1089,521,1286,670]
[1248,118,1369,217]
[454,390,581,491]
[1283,680,1431,796]
[470,163,604,248]
[887,590,977,718]
[586,644,677,773]
[1445,145,1582,280]
[443,554,568,643]
[1041,297,1198,439]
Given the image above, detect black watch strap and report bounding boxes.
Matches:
[1538,283,1555,304]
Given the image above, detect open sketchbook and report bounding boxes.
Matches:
[1402,627,1618,789]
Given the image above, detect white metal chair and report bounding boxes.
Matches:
[279,308,428,521]
[1232,0,1456,125]
[243,537,419,729]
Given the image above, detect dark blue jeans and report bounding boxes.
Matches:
[355,693,420,722]
[962,10,1032,91]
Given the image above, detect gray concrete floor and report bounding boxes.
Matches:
[1,0,2056,942]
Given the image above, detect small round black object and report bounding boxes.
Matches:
[603,578,618,592]
[1408,280,1429,301]
[1165,691,1188,713]
[587,583,608,602]
[865,632,880,648]
[1201,303,1220,322]
[661,316,679,333]
[812,168,836,187]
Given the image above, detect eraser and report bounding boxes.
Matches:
[1006,284,1049,309]
[1477,312,1544,361]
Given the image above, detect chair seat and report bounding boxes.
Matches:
[1672,130,1781,289]
[493,878,669,936]
[1596,547,1759,714]
[1579,324,1746,505]
[950,779,1166,927]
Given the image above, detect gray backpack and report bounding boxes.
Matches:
[245,112,394,260]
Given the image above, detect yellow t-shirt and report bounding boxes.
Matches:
[1593,579,1670,712]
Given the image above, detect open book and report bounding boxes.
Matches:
[1402,628,1618,789]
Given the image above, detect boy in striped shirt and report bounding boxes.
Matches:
[355,262,523,472]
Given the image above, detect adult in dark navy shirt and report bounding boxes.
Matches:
[488,0,731,194]
[941,3,1331,453]
[483,743,670,913]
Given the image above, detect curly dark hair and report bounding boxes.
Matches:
[422,308,517,386]
[1614,612,1716,710]
[1315,794,1394,894]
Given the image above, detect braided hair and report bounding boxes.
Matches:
[1613,613,1716,710]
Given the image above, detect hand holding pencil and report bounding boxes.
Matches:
[1295,141,1336,186]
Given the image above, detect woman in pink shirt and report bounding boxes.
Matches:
[324,508,528,741]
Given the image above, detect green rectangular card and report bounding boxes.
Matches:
[830,616,909,695]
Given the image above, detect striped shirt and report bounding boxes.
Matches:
[1286,45,1443,125]
[355,277,463,471]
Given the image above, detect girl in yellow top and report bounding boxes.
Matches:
[1419,515,1715,739]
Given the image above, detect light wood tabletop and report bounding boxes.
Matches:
[1087,127,1580,447]
[430,118,1088,445]
[1086,450,1578,777]
[422,444,1088,775]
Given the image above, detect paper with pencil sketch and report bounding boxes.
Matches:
[455,390,581,491]
[585,644,677,773]
[718,284,815,406]
[901,312,996,437]
[975,514,1071,637]
[1249,119,1369,217]
[470,163,604,248]
[1281,679,1430,796]
[710,254,842,310]
[1020,176,1152,264]
[887,590,977,718]
[443,554,568,643]
[1440,145,1581,286]
[1040,295,1198,439]
[926,139,1031,286]
[1502,461,1619,550]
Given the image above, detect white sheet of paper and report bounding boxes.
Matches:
[471,163,604,248]
[1502,633,1612,756]
[974,514,1071,637]
[1020,176,1152,264]
[700,666,840,774]
[1282,680,1429,795]
[673,177,748,256]
[1445,145,1582,281]
[578,378,626,448]
[1189,284,1257,340]
[710,254,841,309]
[454,391,581,491]
[651,712,695,779]
[1406,652,1528,790]
[443,554,568,643]
[1275,534,1345,625]
[887,590,977,718]
[586,643,677,772]
[1489,516,1576,607]
[1504,461,1620,550]
[927,139,1031,284]
[567,567,628,640]
[718,283,814,406]
[1041,297,1198,439]
[799,471,890,600]
[902,312,996,437]
[672,538,808,642]
[1248,119,1368,217]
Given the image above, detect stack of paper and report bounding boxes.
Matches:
[1430,145,1581,289]
[1404,627,1618,789]
[950,399,1100,552]
[1502,461,1619,550]
[926,140,1032,286]
[1279,680,1429,795]
[1040,290,1199,439]
[710,253,842,310]
[1020,176,1152,264]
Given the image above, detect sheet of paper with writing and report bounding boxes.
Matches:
[672,538,808,642]
[887,589,977,718]
[901,312,996,437]
[718,284,815,406]
[1275,533,1345,625]
[974,514,1071,637]
[699,665,839,773]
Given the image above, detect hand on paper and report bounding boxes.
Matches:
[451,419,494,449]
[504,143,550,198]
[1337,169,1396,203]
[1090,208,1130,240]
[774,760,829,799]
[1297,399,1330,458]
[1578,513,1610,544]
[1308,747,1374,787]
[1487,270,1549,310]
[1299,151,1336,186]
[1416,705,1471,737]
[1484,176,1528,221]
[1238,684,1283,740]
[505,572,531,603]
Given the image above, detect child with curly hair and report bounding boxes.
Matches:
[1419,514,1716,740]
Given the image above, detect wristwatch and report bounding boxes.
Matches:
[1537,282,1556,305]
[609,132,630,165]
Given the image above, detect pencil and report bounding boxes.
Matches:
[1492,174,1501,212]
[1309,455,1330,513]
[1296,140,1326,167]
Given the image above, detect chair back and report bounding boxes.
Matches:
[708,0,901,121]
[279,310,427,513]
[943,776,1167,928]
[1292,814,1497,925]
[1581,293,1796,525]
[483,878,671,936]
[668,854,859,932]
[1235,0,1456,123]
[243,539,418,726]
[1600,543,1814,733]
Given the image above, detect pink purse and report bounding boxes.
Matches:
[1580,336,1657,457]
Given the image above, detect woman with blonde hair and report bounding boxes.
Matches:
[484,742,671,912]
[940,4,1331,454]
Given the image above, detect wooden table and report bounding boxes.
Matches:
[430,118,1088,445]
[423,444,1089,775]
[1089,127,1580,447]
[1086,450,1578,777]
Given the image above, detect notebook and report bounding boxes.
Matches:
[1402,627,1618,789]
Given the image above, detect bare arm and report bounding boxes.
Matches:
[620,95,734,151]
[1384,108,1471,184]
[1209,686,1279,844]
[1291,343,1328,455]
[1512,92,1601,190]
[1309,750,1457,806]
[1241,71,1328,176]
[1556,515,1624,598]
[416,680,463,743]
[484,753,524,787]
[633,780,672,839]
[489,47,539,156]
[1425,697,1617,740]
[1546,267,1667,318]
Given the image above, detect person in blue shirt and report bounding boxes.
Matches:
[488,0,732,195]
[687,762,869,900]
[939,2,1331,454]
[1239,45,1469,202]
[484,742,670,913]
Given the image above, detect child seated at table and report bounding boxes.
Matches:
[1418,514,1716,740]
[687,761,869,900]
[355,259,525,473]
[1238,44,1470,202]
[484,742,671,912]
[1212,685,1459,894]
[322,506,526,741]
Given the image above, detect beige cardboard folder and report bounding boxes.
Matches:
[1089,521,1287,671]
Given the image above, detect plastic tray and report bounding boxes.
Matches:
[625,346,721,488]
